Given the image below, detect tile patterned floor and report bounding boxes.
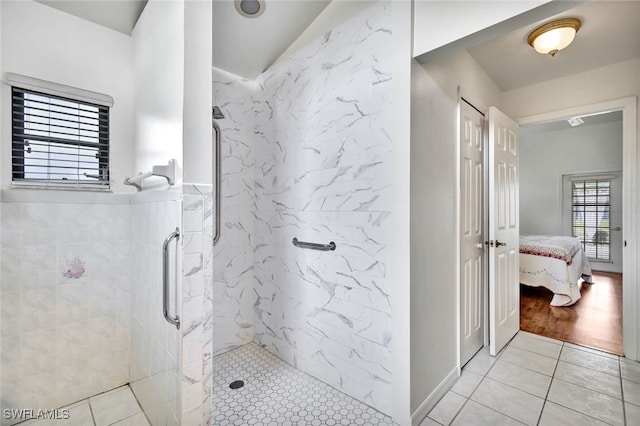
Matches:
[212,342,393,426]
[424,331,640,426]
[17,385,149,426]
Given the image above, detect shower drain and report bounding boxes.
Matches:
[229,380,245,389]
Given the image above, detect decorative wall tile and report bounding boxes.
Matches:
[0,194,132,425]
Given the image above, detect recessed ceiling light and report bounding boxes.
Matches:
[235,0,265,18]
[527,18,582,57]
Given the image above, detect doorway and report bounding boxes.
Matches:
[519,98,637,359]
[518,111,624,354]
[459,99,635,363]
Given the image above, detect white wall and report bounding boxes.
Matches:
[0,0,134,192]
[410,49,502,417]
[520,119,623,235]
[391,0,412,423]
[502,59,640,120]
[131,0,184,188]
[182,0,212,185]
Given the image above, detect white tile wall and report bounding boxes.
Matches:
[211,68,258,356]
[129,190,182,426]
[0,192,131,425]
[252,0,393,415]
[211,0,393,416]
[180,184,214,426]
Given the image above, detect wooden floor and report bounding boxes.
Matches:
[520,271,623,355]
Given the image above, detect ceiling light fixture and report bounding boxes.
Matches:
[527,18,581,57]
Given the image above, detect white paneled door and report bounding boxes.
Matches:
[460,100,485,366]
[488,106,520,356]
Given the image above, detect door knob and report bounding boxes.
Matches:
[484,240,506,247]
[613,227,621,231]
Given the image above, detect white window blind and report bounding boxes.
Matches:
[572,179,611,261]
[12,87,110,188]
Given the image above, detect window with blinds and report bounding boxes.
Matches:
[12,87,110,188]
[572,179,611,261]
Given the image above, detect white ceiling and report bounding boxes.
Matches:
[36,0,148,35]
[36,0,349,80]
[521,110,622,135]
[467,1,640,92]
[212,0,332,79]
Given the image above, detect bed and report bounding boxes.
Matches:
[519,235,593,306]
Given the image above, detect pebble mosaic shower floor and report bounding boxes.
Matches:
[212,343,393,426]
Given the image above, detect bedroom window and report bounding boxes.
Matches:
[571,179,611,261]
[11,86,110,188]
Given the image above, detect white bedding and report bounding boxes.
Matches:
[519,235,593,306]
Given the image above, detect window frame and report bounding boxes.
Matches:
[571,177,612,261]
[6,73,113,191]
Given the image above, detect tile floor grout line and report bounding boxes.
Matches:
[536,341,563,425]
[127,383,152,426]
[433,333,632,426]
[543,376,626,425]
[619,356,627,426]
[448,340,527,426]
[87,398,97,426]
[444,350,490,426]
[444,397,469,426]
[497,354,556,378]
[465,398,528,425]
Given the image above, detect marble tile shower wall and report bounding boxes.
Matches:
[130,191,182,426]
[0,194,131,424]
[181,184,214,426]
[253,0,393,416]
[211,69,258,355]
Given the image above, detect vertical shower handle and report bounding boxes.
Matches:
[162,227,181,329]
[212,120,222,246]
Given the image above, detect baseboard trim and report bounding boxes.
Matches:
[410,367,459,425]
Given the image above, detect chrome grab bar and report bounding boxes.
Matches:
[162,227,181,329]
[212,121,222,246]
[292,237,336,251]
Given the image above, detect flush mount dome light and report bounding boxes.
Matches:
[235,0,265,18]
[527,18,581,57]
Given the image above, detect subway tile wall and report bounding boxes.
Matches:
[0,192,131,425]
